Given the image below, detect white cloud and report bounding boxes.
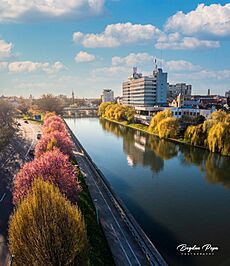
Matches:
[155,33,220,50]
[0,61,8,71]
[93,66,128,77]
[73,22,162,47]
[75,51,96,62]
[1,61,66,74]
[0,39,14,59]
[0,0,105,22]
[44,61,67,74]
[164,60,201,72]
[111,52,201,72]
[165,3,230,38]
[174,69,230,81]
[112,53,154,66]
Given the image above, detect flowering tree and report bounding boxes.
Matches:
[9,179,88,266]
[43,115,63,127]
[35,130,73,157]
[44,112,56,120]
[42,120,68,134]
[13,148,81,204]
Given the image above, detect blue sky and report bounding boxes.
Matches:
[0,0,229,98]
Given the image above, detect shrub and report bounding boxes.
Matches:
[13,148,81,204]
[9,179,88,266]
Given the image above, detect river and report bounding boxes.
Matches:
[65,117,230,266]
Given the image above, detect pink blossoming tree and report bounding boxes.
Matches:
[13,148,81,205]
[35,130,74,157]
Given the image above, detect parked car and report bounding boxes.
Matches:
[37,133,42,140]
[17,122,21,126]
[24,120,29,124]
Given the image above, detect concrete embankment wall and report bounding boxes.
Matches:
[64,120,168,266]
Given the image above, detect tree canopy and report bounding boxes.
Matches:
[13,148,81,204]
[9,178,88,266]
[0,99,16,148]
[36,94,64,114]
[98,102,135,123]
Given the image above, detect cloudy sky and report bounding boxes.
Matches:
[0,0,229,98]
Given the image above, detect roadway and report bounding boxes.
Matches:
[72,135,167,266]
[0,120,40,266]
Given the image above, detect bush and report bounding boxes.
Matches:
[9,179,88,266]
[13,148,81,204]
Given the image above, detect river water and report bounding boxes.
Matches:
[66,117,230,266]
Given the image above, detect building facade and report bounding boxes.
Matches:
[102,89,114,103]
[122,67,167,107]
[167,83,192,100]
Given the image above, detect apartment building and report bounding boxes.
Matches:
[102,89,114,103]
[122,67,167,107]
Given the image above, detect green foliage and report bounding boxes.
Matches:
[184,124,206,146]
[98,103,135,123]
[184,110,230,155]
[98,102,113,116]
[207,122,230,156]
[76,165,115,266]
[148,109,172,134]
[9,179,88,266]
[157,117,179,139]
[210,110,227,122]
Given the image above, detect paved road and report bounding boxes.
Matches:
[0,120,41,266]
[72,136,167,266]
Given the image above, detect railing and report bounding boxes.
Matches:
[64,120,167,266]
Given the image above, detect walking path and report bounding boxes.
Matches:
[69,128,167,266]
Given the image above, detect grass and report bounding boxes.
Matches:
[19,114,44,124]
[73,161,115,266]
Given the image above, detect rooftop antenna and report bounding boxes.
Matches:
[154,58,157,70]
[160,48,163,68]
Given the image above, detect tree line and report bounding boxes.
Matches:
[98,103,230,156]
[0,100,17,149]
[9,113,88,265]
[98,102,135,123]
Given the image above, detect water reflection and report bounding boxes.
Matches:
[100,119,230,190]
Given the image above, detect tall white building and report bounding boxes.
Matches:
[122,67,167,107]
[102,89,114,103]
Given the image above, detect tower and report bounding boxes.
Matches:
[72,91,75,104]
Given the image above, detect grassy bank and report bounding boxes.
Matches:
[73,160,115,266]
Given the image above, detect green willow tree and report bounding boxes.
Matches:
[148,109,173,135]
[207,122,230,156]
[98,102,135,123]
[157,117,179,139]
[184,110,230,155]
[9,179,88,266]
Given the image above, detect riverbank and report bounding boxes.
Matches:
[72,160,115,266]
[101,117,210,152]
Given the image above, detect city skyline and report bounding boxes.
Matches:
[0,0,229,97]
